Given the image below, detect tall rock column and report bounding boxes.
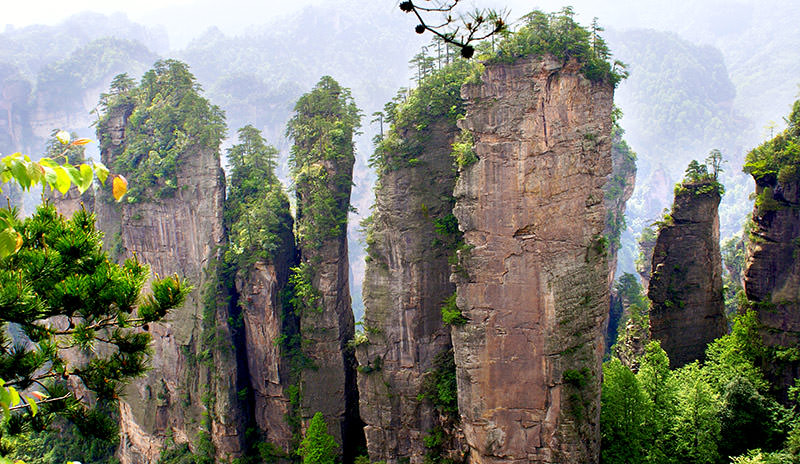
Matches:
[452,56,613,464]
[225,125,298,451]
[647,173,727,368]
[743,99,800,394]
[95,62,246,463]
[287,76,365,462]
[357,60,474,463]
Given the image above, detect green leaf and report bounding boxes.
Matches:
[42,166,58,187]
[39,158,58,168]
[53,166,71,194]
[26,161,43,187]
[9,159,30,190]
[25,395,37,416]
[78,164,93,193]
[93,161,109,186]
[8,386,20,407]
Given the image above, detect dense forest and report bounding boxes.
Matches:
[1,1,799,464]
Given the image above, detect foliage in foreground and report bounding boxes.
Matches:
[602,312,800,464]
[0,203,188,457]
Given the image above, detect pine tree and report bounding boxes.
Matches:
[297,412,337,464]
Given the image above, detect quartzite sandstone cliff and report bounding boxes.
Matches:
[452,56,613,464]
[96,103,246,463]
[357,118,463,463]
[293,139,364,462]
[648,180,727,368]
[744,171,800,394]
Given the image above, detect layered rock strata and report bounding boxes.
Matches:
[235,246,297,450]
[452,56,613,464]
[357,119,462,463]
[96,103,245,463]
[744,171,800,393]
[648,180,727,368]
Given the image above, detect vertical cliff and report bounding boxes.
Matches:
[604,121,637,288]
[287,76,364,461]
[648,171,727,368]
[743,99,800,394]
[603,121,637,351]
[95,61,246,463]
[356,60,474,464]
[452,53,614,463]
[636,226,657,292]
[225,125,298,452]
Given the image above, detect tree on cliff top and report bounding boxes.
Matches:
[489,8,627,86]
[224,125,292,271]
[744,98,800,183]
[97,60,226,203]
[286,75,361,250]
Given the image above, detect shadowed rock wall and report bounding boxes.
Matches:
[357,119,462,463]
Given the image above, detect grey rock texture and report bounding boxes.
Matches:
[357,119,463,463]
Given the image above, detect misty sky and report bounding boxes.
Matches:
[6,0,769,50]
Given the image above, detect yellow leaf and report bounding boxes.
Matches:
[70,138,91,146]
[56,130,71,145]
[53,166,71,194]
[112,175,128,202]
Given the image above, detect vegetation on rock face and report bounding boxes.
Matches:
[418,349,459,418]
[224,125,293,272]
[610,273,650,369]
[605,110,638,252]
[98,60,226,202]
[744,99,800,183]
[287,75,360,250]
[370,58,477,176]
[489,8,626,86]
[721,233,746,320]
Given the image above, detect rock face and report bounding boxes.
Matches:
[236,254,297,450]
[452,56,613,464]
[603,124,637,351]
[744,174,800,392]
[357,119,462,463]
[648,181,727,368]
[636,227,657,292]
[295,158,362,459]
[96,104,245,463]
